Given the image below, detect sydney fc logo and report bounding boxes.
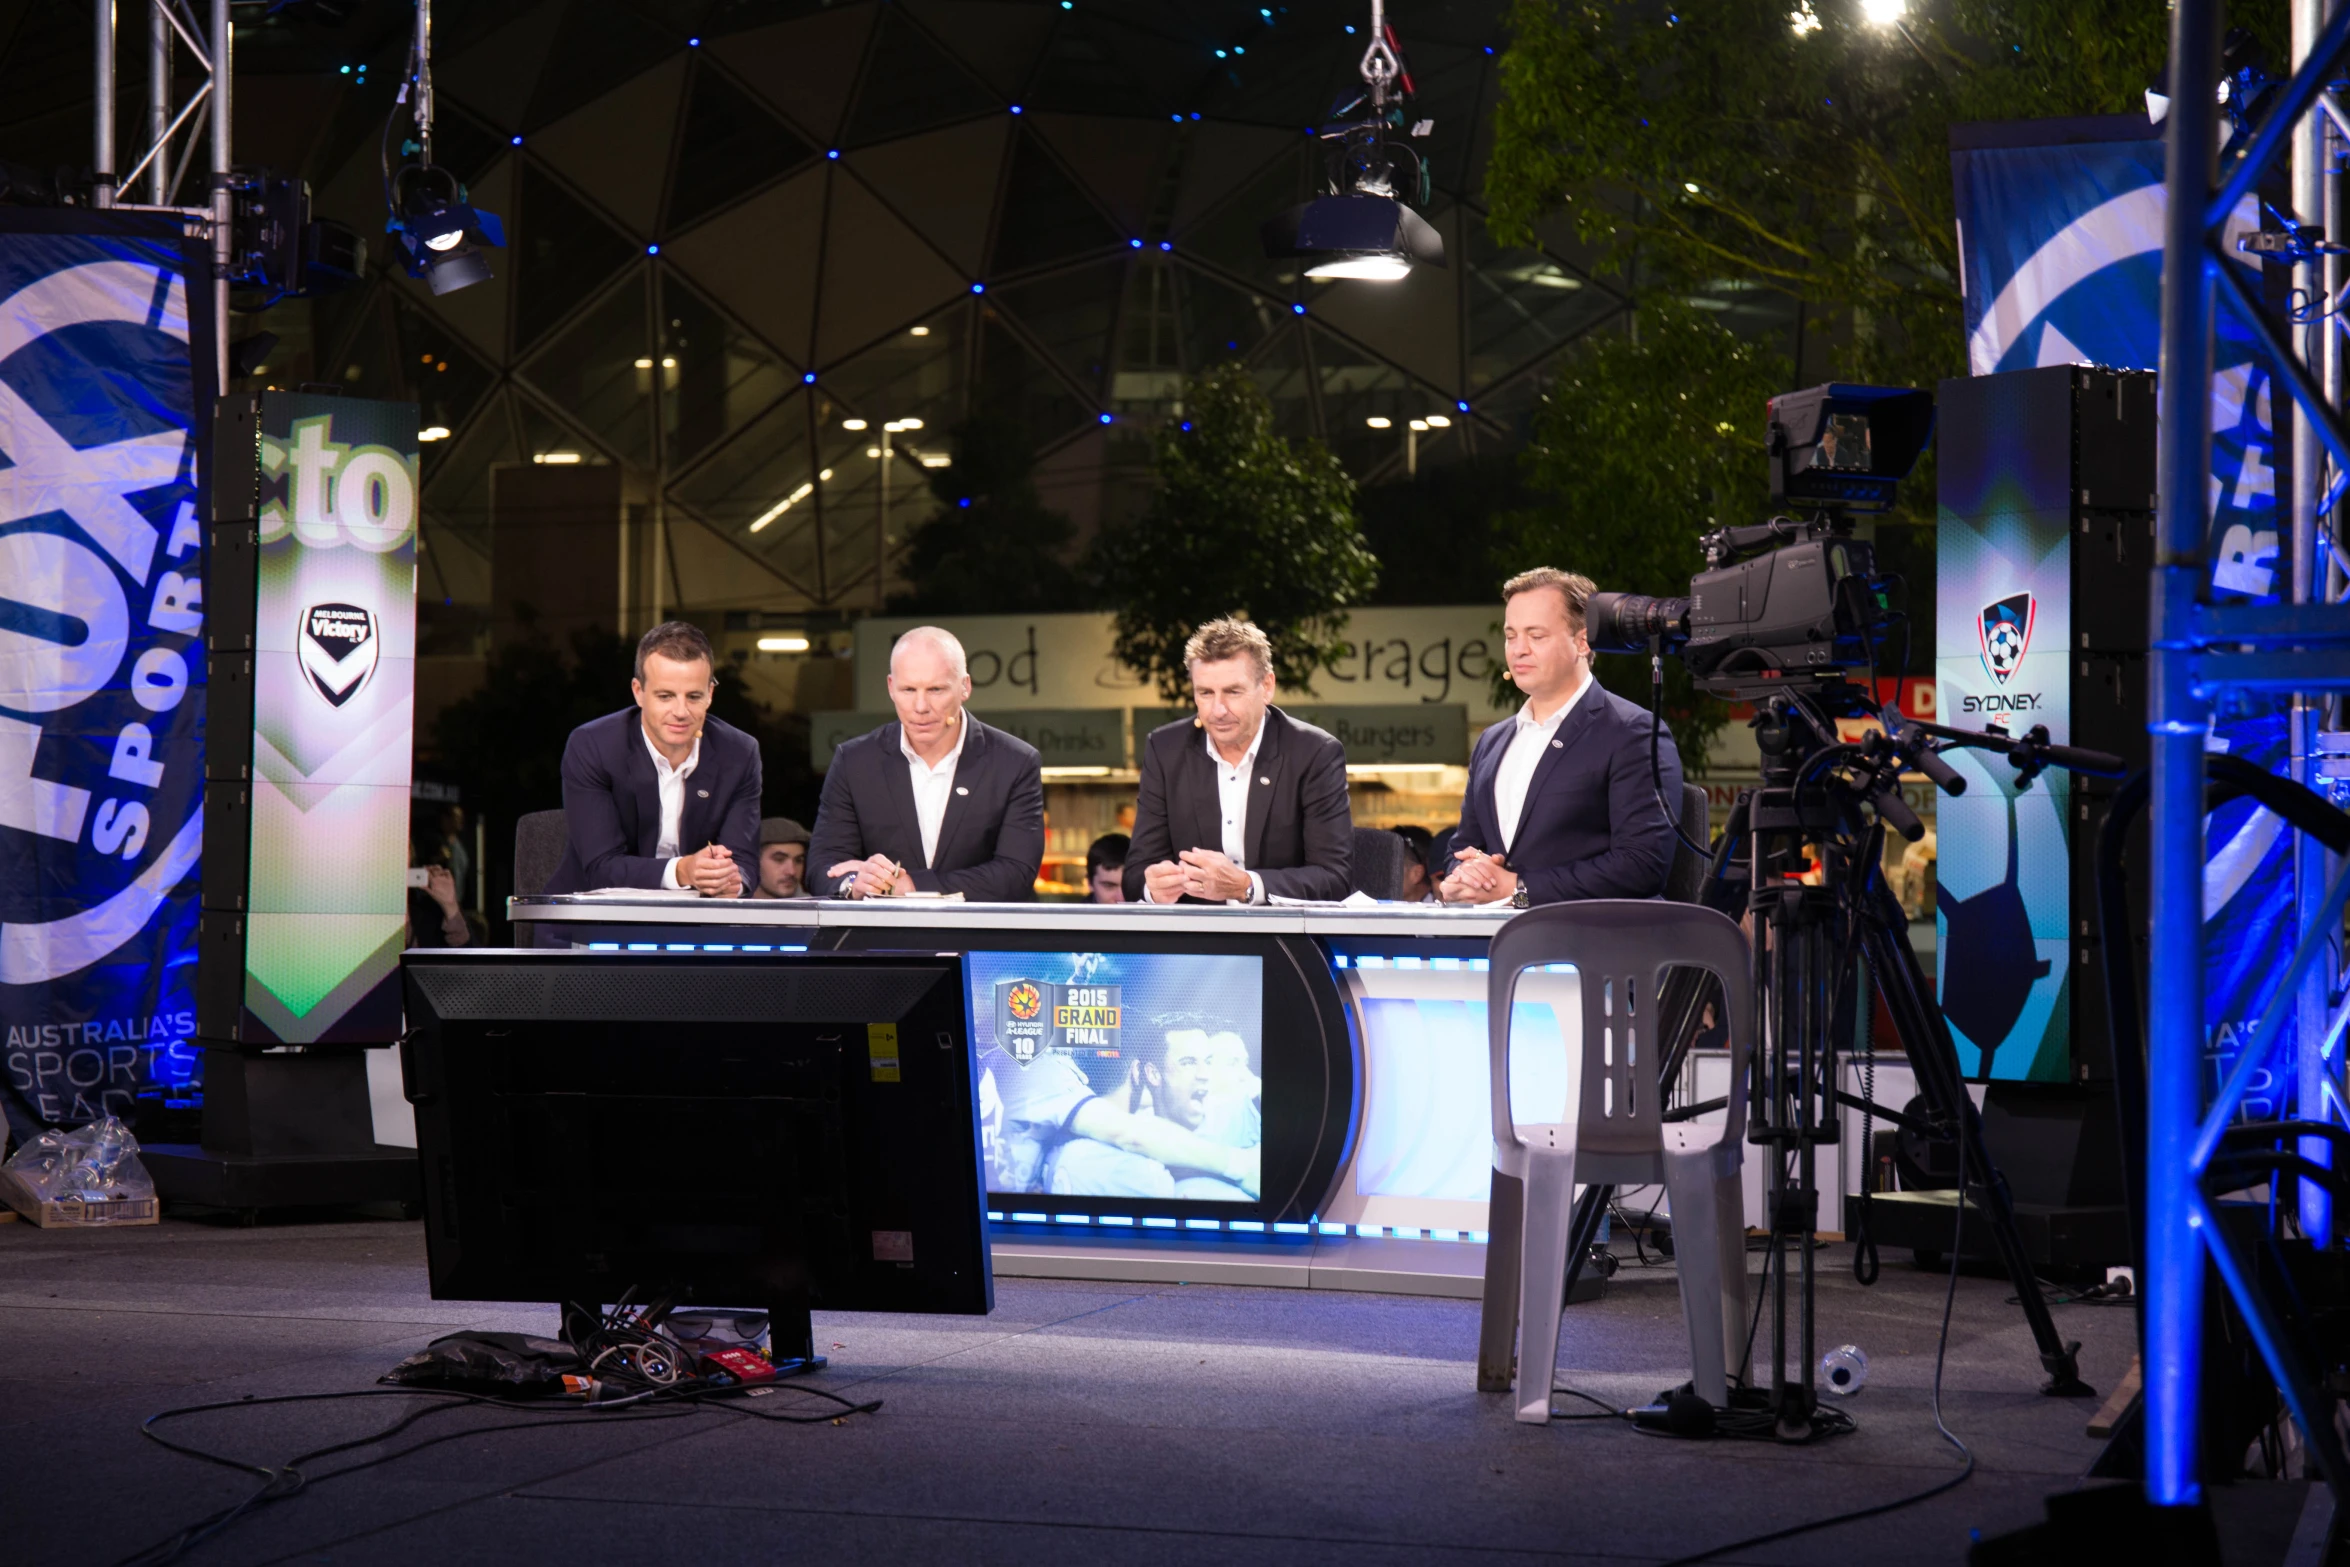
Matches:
[299,602,378,707]
[1979,595,2035,684]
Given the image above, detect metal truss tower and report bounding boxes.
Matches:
[2149,0,2350,1526]
[91,0,232,391]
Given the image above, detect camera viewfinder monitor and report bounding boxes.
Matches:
[399,951,992,1321]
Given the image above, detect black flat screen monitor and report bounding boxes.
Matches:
[399,951,991,1317]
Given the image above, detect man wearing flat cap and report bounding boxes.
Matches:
[752,817,810,899]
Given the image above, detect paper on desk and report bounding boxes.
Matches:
[1268,891,1382,908]
[895,891,965,901]
[571,887,703,899]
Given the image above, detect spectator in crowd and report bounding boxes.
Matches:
[1086,833,1130,904]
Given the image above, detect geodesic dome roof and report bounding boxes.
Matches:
[290,0,1632,615]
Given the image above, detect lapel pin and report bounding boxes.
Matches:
[1259,775,1271,786]
[696,788,710,797]
[955,786,969,796]
[1550,740,1562,750]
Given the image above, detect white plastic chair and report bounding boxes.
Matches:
[1474,901,1755,1423]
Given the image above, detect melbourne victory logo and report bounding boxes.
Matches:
[299,602,378,707]
[1978,594,2035,685]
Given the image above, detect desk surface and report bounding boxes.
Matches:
[510,895,1515,940]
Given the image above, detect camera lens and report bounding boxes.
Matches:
[1585,591,1691,654]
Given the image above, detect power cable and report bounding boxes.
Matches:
[1650,1126,1976,1567]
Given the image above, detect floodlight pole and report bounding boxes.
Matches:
[147,0,168,205]
[2290,0,2344,1249]
[208,0,230,393]
[2146,0,2218,1514]
[93,0,116,208]
[877,425,893,610]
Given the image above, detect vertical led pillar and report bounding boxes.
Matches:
[193,391,417,1169]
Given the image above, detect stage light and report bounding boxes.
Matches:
[842,418,868,430]
[1261,2,1445,284]
[756,635,811,652]
[920,454,951,467]
[1860,0,1904,22]
[1366,416,1392,428]
[389,164,504,297]
[910,325,931,336]
[419,425,450,441]
[896,417,923,430]
[634,357,654,369]
[866,446,881,458]
[1425,414,1450,428]
[803,372,817,384]
[1409,419,1428,431]
[534,451,581,464]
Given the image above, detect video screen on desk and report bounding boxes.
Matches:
[966,951,1264,1203]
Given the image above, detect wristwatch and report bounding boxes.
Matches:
[838,872,859,898]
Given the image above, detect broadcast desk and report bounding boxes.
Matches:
[507,896,1577,1299]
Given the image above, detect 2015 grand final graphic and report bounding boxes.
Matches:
[970,951,1264,1202]
[0,216,213,1140]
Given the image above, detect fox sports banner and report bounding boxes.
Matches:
[1949,117,2294,1099]
[0,214,212,1142]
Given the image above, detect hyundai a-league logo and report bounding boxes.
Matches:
[1979,594,2035,685]
[299,602,378,707]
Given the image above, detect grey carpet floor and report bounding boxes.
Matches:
[0,1213,2310,1565]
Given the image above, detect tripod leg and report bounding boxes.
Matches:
[1862,905,2093,1397]
[1561,1181,1612,1301]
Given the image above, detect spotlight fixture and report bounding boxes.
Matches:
[390,164,505,296]
[418,425,451,441]
[1260,0,1445,283]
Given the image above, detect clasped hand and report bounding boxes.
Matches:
[1142,848,1252,904]
[827,854,913,899]
[1439,846,1518,904]
[676,844,742,897]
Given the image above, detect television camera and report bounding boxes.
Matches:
[1554,384,2121,1437]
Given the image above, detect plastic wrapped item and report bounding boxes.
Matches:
[381,1332,583,1394]
[0,1116,159,1228]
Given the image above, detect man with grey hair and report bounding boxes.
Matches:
[809,625,1045,901]
[1124,616,1352,903]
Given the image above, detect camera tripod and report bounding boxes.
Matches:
[1560,675,2104,1434]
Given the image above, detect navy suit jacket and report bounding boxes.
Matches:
[808,716,1044,902]
[543,709,763,895]
[1123,706,1353,903]
[1454,682,1681,904]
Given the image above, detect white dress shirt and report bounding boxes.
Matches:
[900,715,969,868]
[642,725,702,889]
[1492,675,1592,853]
[1150,718,1268,904]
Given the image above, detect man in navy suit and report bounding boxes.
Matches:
[1124,617,1352,904]
[809,626,1045,901]
[1443,568,1680,905]
[542,620,762,897]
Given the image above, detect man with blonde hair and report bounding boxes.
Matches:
[1124,616,1352,903]
[1441,568,1680,904]
[809,625,1045,901]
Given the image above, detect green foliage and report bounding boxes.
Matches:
[1481,0,2264,391]
[1509,298,1792,764]
[889,416,1088,615]
[1090,364,1379,699]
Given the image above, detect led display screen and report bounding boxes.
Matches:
[966,950,1263,1203]
[241,394,417,1043]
